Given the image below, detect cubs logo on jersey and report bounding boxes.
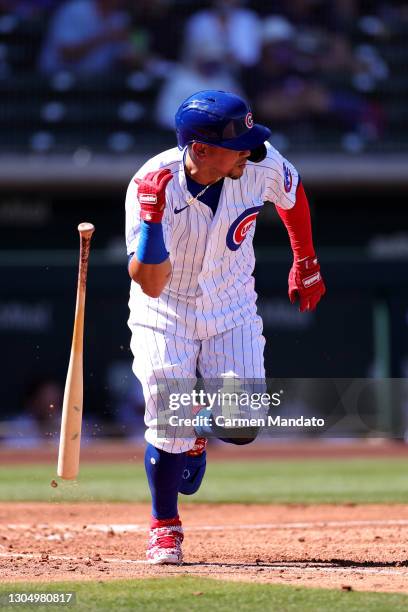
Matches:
[283,162,293,193]
[226,206,262,251]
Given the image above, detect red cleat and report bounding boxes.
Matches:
[146,516,184,565]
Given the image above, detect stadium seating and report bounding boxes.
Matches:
[0,7,406,155]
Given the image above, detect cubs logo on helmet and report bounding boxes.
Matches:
[245,112,254,128]
[226,206,262,251]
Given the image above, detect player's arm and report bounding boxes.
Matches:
[128,257,171,299]
[275,180,326,312]
[128,169,173,298]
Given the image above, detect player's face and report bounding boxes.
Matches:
[205,146,251,180]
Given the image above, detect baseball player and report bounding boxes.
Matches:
[125,90,325,564]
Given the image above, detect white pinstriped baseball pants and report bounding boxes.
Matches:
[130,319,266,453]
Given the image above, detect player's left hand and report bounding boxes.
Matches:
[288,255,326,312]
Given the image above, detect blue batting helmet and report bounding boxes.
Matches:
[175,90,271,162]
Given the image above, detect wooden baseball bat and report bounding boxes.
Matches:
[57,222,95,480]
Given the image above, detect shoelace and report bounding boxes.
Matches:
[154,533,181,549]
[150,527,183,549]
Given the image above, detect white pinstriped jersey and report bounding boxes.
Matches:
[125,141,299,340]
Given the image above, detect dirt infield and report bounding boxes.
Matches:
[1,502,408,593]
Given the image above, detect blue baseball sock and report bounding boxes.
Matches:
[179,451,207,495]
[144,443,187,519]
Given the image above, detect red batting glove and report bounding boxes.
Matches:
[134,168,173,223]
[288,255,326,312]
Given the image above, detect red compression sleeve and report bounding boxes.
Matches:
[275,181,315,259]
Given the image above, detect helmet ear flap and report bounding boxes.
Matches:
[248,144,267,163]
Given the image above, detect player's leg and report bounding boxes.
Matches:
[178,318,266,500]
[144,444,186,564]
[197,316,266,445]
[130,325,200,453]
[178,434,208,496]
[130,325,200,563]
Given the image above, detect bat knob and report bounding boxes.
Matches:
[78,222,95,237]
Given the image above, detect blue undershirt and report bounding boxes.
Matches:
[185,174,224,216]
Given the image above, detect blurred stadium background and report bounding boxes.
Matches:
[1,0,408,447]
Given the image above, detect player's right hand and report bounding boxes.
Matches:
[134,169,173,223]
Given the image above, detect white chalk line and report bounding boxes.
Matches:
[3,519,408,534]
[1,552,408,577]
